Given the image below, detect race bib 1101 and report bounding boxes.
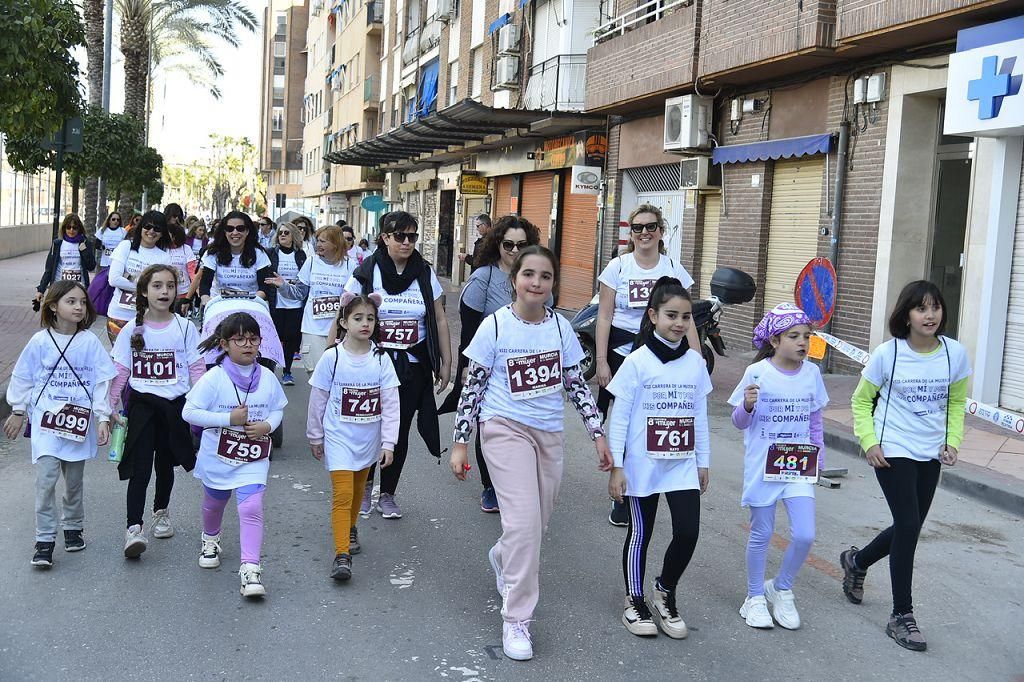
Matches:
[131,349,177,385]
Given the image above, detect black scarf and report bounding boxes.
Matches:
[370,248,425,295]
[645,332,689,364]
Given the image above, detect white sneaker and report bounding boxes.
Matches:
[199,533,222,569]
[152,509,174,539]
[739,595,774,629]
[650,583,688,639]
[502,621,533,661]
[488,544,506,597]
[764,579,801,629]
[239,562,266,598]
[124,525,148,558]
[622,596,658,637]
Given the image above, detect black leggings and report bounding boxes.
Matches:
[367,360,436,495]
[126,413,176,528]
[622,490,700,596]
[855,458,941,615]
[272,307,303,373]
[597,350,626,421]
[475,429,493,490]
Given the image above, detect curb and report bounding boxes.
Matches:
[825,426,1024,518]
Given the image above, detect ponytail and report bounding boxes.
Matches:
[637,276,692,349]
[198,312,274,368]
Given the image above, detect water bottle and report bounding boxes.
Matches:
[108,413,128,463]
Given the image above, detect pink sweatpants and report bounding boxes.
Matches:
[481,417,564,623]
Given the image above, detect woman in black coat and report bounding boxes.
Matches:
[35,214,96,304]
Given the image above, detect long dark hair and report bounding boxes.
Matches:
[333,294,384,353]
[197,312,274,368]
[376,211,418,249]
[888,280,947,339]
[130,265,180,351]
[207,210,260,267]
[637,276,692,348]
[475,215,541,268]
[509,245,559,300]
[129,210,171,251]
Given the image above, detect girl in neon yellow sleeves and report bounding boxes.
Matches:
[839,281,970,653]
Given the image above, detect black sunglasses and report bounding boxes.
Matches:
[224,224,248,233]
[630,222,660,233]
[390,232,418,244]
[501,239,529,252]
[345,236,355,242]
[141,224,165,233]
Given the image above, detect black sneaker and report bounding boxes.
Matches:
[349,527,361,555]
[31,541,55,567]
[840,547,866,604]
[64,529,86,552]
[887,612,927,652]
[331,553,352,581]
[608,501,629,527]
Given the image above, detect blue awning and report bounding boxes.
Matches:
[488,13,511,34]
[711,133,834,165]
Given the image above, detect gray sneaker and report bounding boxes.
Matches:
[887,612,927,652]
[359,480,374,518]
[378,493,402,519]
[349,527,361,555]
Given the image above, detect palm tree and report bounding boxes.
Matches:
[82,0,105,232]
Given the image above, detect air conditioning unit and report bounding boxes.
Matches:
[494,55,520,89]
[664,94,712,151]
[383,172,401,202]
[497,24,519,54]
[679,156,720,190]
[436,0,453,21]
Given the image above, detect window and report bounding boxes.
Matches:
[471,48,482,98]
[275,12,287,37]
[273,41,286,58]
[272,107,284,131]
[273,74,286,100]
[448,61,458,106]
[271,138,283,149]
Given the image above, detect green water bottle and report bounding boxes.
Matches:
[108,413,128,463]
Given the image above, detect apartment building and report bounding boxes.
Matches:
[258,0,309,220]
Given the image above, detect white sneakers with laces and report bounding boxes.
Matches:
[124,525,148,558]
[650,584,689,639]
[488,544,506,597]
[502,621,533,661]
[152,509,174,539]
[739,595,774,629]
[239,562,266,598]
[763,579,801,629]
[199,533,222,569]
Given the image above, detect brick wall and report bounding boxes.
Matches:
[837,0,1002,40]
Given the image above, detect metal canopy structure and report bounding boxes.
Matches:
[323,99,605,171]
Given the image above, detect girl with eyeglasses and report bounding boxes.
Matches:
[595,203,696,527]
[263,222,307,385]
[107,211,173,343]
[36,214,96,307]
[345,211,452,520]
[198,211,274,305]
[439,215,546,514]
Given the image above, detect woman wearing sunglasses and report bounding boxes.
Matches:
[197,211,274,305]
[262,222,308,385]
[107,210,173,342]
[439,215,546,513]
[36,214,97,304]
[96,211,127,271]
[595,203,697,526]
[346,211,452,520]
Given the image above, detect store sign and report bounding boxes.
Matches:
[460,173,489,195]
[327,194,348,212]
[570,165,602,195]
[535,131,608,171]
[945,17,1024,137]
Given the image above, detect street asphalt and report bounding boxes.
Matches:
[1,372,1022,680]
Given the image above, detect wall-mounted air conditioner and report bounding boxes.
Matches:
[679,156,720,190]
[494,55,520,89]
[497,24,519,54]
[664,94,712,151]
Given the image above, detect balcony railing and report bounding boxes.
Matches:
[523,55,586,111]
[594,0,690,42]
[402,27,420,65]
[364,75,378,103]
[367,0,383,24]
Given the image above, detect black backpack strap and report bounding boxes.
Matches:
[878,339,898,447]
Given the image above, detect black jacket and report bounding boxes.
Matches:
[267,247,307,310]
[38,237,96,293]
[118,390,196,480]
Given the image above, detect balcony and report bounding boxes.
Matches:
[523,55,586,112]
[366,0,383,31]
[402,27,420,65]
[594,0,691,43]
[837,0,1012,55]
[364,75,379,105]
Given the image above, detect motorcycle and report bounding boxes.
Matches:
[570,267,756,380]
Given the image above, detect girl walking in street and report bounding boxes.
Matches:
[36,214,97,303]
[185,216,210,254]
[110,265,203,558]
[606,277,710,639]
[265,222,307,385]
[183,312,288,598]
[3,281,116,568]
[307,292,399,581]
[107,210,173,343]
[449,245,612,661]
[347,211,452,520]
[728,303,828,631]
[595,204,696,526]
[840,281,970,652]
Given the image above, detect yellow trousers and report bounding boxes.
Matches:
[330,467,371,555]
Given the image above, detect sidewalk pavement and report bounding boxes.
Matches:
[0,251,46,388]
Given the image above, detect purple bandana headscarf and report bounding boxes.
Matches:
[752,303,812,349]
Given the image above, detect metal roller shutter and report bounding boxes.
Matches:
[764,158,824,309]
[700,194,722,299]
[999,162,1024,411]
[494,176,513,218]
[559,171,599,310]
[520,172,555,244]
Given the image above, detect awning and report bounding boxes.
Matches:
[711,133,834,165]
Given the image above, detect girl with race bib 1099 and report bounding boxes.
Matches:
[182,313,288,599]
[109,265,203,559]
[107,210,173,343]
[307,292,400,582]
[727,303,828,632]
[4,281,117,569]
[606,276,711,641]
[449,245,612,662]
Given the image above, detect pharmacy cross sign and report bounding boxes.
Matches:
[967,55,1022,120]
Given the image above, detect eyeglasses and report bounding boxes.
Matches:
[228,336,261,347]
[278,230,291,236]
[501,240,529,252]
[630,222,660,233]
[224,224,248,233]
[109,218,121,223]
[390,232,419,244]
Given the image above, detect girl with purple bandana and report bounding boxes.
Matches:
[727,303,829,631]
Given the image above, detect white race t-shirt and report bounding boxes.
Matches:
[464,305,585,433]
[864,337,972,462]
[168,244,197,296]
[98,227,127,267]
[728,359,829,507]
[201,250,272,296]
[108,242,172,321]
[274,250,304,310]
[187,365,288,490]
[598,253,695,356]
[310,345,401,471]
[13,330,117,463]
[301,255,357,335]
[55,240,84,283]
[607,345,712,496]
[344,265,443,360]
[111,316,202,399]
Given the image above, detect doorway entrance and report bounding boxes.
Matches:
[929,129,973,337]
[437,190,456,278]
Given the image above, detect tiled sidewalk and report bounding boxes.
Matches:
[0,251,47,386]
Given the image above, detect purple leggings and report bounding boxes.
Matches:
[202,484,265,565]
[746,496,815,597]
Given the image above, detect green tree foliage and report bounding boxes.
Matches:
[162,134,265,218]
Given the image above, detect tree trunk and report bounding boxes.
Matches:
[72,176,81,215]
[83,0,105,233]
[120,14,148,214]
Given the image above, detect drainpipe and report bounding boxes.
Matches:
[824,120,850,372]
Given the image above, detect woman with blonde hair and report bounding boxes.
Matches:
[265,222,307,385]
